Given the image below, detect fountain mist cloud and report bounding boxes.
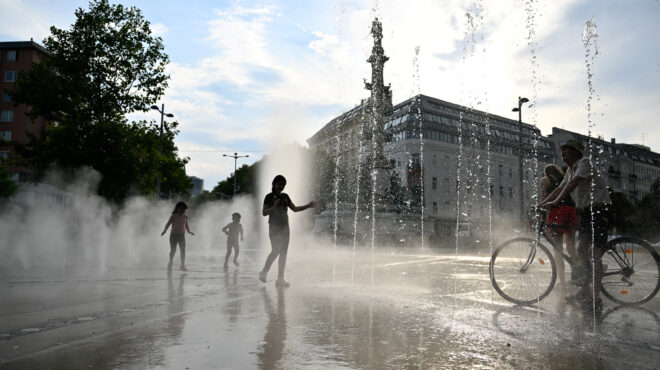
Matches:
[0,168,262,276]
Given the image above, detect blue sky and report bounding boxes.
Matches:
[2,0,659,190]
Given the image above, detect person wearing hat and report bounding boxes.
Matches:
[539,139,611,313]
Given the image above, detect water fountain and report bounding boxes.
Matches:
[311,18,435,251]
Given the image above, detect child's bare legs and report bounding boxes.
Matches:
[168,247,176,268]
[565,231,576,263]
[168,234,187,270]
[233,245,240,266]
[261,225,290,284]
[168,234,178,269]
[224,244,232,270]
[179,245,186,270]
[552,234,566,286]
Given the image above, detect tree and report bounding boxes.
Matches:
[609,191,636,234]
[212,163,259,198]
[11,0,169,122]
[634,179,660,239]
[0,165,19,198]
[9,0,188,202]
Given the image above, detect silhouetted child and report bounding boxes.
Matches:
[161,201,195,271]
[259,175,316,287]
[222,212,244,271]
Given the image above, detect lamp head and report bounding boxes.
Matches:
[512,107,520,112]
[166,113,174,118]
[150,105,159,110]
[520,97,529,103]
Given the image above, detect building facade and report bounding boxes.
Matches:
[383,95,554,223]
[547,127,660,202]
[0,40,48,180]
[309,93,555,240]
[307,19,658,244]
[188,176,204,196]
[307,19,555,242]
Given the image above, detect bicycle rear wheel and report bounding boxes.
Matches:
[489,238,557,305]
[601,236,660,305]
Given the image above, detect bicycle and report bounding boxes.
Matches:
[489,207,660,306]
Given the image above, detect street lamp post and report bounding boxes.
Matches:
[222,152,249,197]
[151,104,174,198]
[512,96,529,227]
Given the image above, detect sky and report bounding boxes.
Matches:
[1,0,659,190]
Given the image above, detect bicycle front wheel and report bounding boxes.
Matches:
[601,236,660,305]
[489,238,557,305]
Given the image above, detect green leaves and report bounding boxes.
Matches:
[36,0,169,119]
[8,0,188,203]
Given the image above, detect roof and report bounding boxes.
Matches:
[0,40,48,55]
[307,101,368,143]
[308,93,546,146]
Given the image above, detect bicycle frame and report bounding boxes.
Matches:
[519,209,572,273]
[524,208,632,280]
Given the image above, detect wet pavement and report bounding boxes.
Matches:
[1,245,659,369]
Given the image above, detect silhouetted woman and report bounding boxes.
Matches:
[540,164,577,288]
[259,175,316,287]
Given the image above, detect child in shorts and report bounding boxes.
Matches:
[222,212,243,271]
[161,201,195,271]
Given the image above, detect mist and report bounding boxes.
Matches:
[0,168,262,277]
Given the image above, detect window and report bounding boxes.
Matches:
[433,202,438,216]
[1,92,10,102]
[0,131,11,141]
[509,187,513,198]
[5,71,17,82]
[432,177,437,190]
[0,151,8,160]
[0,110,13,122]
[409,153,421,170]
[6,50,17,62]
[499,186,504,197]
[509,168,512,177]
[490,184,494,196]
[433,154,437,167]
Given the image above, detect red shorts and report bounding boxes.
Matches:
[546,206,577,235]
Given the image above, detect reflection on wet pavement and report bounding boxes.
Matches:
[1,247,659,369]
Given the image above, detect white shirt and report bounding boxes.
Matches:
[559,157,611,209]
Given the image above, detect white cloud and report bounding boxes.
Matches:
[0,0,70,41]
[150,22,169,37]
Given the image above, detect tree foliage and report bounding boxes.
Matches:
[609,179,660,241]
[0,165,19,198]
[12,0,169,122]
[212,163,259,198]
[9,0,189,202]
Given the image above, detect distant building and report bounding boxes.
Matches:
[0,40,49,181]
[307,19,554,242]
[547,127,660,202]
[385,95,554,223]
[188,176,204,196]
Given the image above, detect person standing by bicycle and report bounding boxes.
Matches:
[539,139,611,313]
[540,164,577,289]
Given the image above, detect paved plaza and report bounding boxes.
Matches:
[1,246,659,369]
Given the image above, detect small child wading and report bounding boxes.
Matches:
[161,201,195,271]
[259,175,316,287]
[222,212,244,271]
